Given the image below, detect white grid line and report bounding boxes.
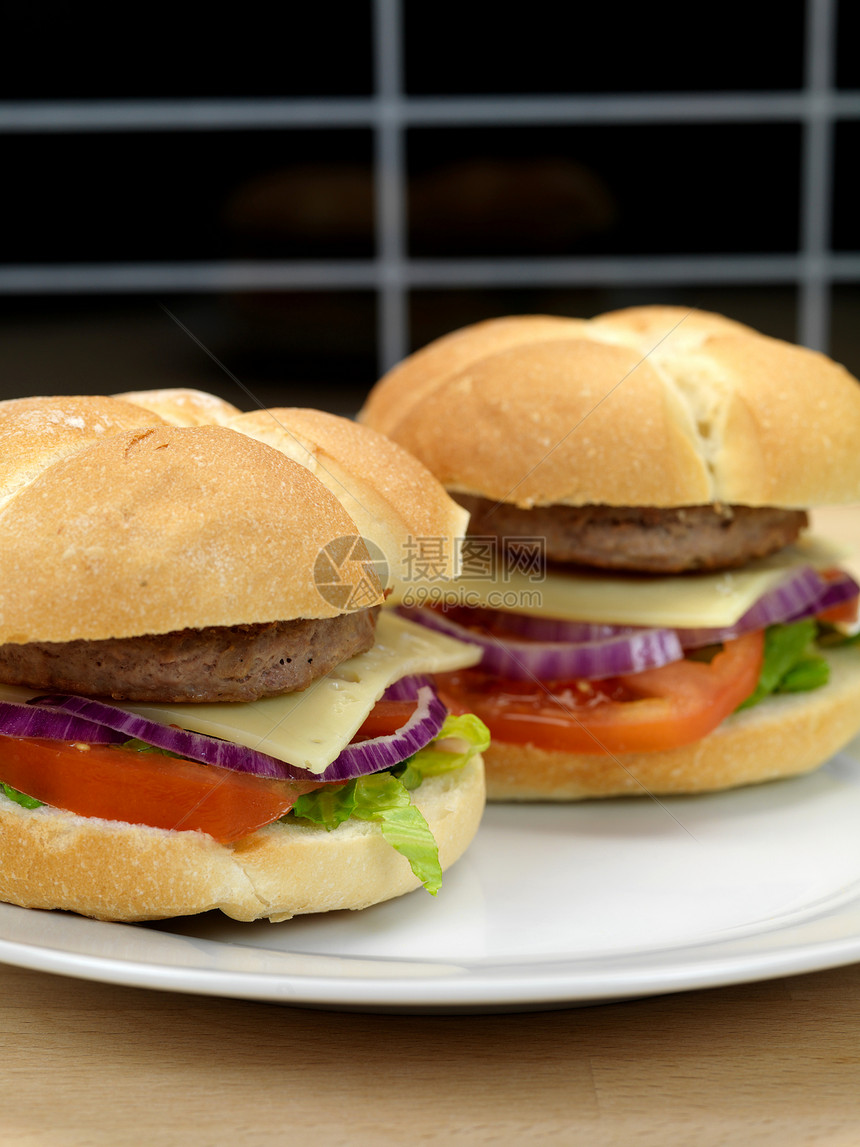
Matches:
[373,0,409,367]
[1,92,859,132]
[2,254,859,294]
[799,0,838,350]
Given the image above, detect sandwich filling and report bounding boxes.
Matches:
[0,608,380,703]
[455,495,809,573]
[0,612,487,894]
[397,517,859,758]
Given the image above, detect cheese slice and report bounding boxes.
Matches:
[0,613,480,775]
[391,534,850,629]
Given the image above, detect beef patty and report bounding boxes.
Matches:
[0,607,379,703]
[456,496,808,573]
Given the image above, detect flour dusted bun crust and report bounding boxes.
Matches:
[0,758,484,922]
[118,393,469,583]
[360,306,860,509]
[0,412,374,646]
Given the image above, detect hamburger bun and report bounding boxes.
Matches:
[0,757,484,922]
[360,306,860,509]
[118,392,469,584]
[112,387,242,427]
[0,407,375,645]
[359,307,860,800]
[0,396,485,918]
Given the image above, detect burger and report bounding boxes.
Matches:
[0,395,486,920]
[359,306,860,800]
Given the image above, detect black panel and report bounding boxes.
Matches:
[837,0,860,88]
[407,124,802,257]
[405,1,805,95]
[0,131,375,262]
[0,294,378,414]
[833,122,860,252]
[0,3,373,98]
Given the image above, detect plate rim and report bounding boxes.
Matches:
[3,897,860,1011]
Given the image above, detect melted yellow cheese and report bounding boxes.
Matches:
[0,613,480,774]
[392,535,849,628]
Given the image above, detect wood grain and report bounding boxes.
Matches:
[2,959,860,1146]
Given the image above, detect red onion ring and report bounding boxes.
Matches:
[674,566,838,648]
[0,701,128,745]
[397,607,683,680]
[398,565,858,679]
[807,570,860,615]
[29,675,446,784]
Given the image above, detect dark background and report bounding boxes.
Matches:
[0,0,856,414]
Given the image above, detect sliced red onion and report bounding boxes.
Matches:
[811,570,860,615]
[320,685,447,781]
[383,674,433,701]
[469,612,641,644]
[30,682,447,784]
[1,700,128,744]
[675,566,831,648]
[398,607,683,681]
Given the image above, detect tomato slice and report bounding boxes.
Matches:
[351,700,417,742]
[818,597,859,625]
[0,738,325,844]
[436,631,764,754]
[815,570,860,625]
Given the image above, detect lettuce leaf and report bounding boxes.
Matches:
[405,713,491,778]
[1,782,42,809]
[290,711,490,895]
[739,620,829,710]
[292,772,442,894]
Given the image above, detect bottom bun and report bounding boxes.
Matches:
[0,758,485,922]
[483,647,860,800]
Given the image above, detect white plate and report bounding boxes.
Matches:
[5,746,860,1013]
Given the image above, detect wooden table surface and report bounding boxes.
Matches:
[2,958,860,1146]
[3,506,860,1147]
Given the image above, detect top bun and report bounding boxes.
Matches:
[359,307,860,509]
[119,392,469,584]
[0,398,378,645]
[112,387,242,427]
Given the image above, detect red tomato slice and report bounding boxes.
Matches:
[0,738,324,844]
[817,597,859,625]
[815,568,859,625]
[436,631,764,755]
[351,700,417,742]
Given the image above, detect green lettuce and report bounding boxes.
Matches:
[739,619,830,710]
[1,782,42,809]
[398,712,491,789]
[290,711,490,895]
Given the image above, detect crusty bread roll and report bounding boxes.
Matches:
[0,401,376,644]
[482,648,860,800]
[0,394,485,919]
[118,391,470,584]
[113,387,242,427]
[359,307,860,801]
[359,306,860,508]
[0,758,484,922]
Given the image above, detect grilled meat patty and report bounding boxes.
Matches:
[455,497,808,573]
[0,607,379,703]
